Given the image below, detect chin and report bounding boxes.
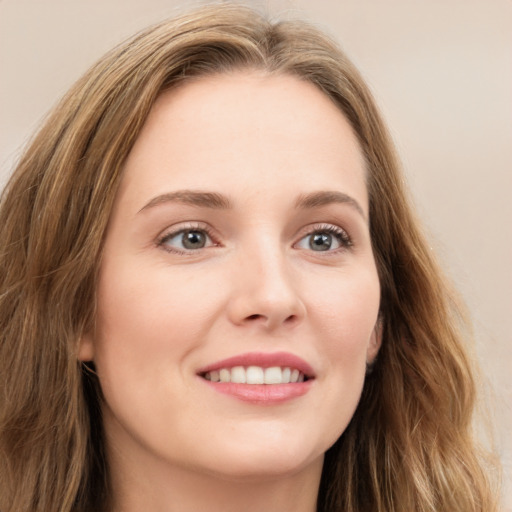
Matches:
[192,429,329,482]
[203,451,324,483]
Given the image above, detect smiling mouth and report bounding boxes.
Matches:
[201,366,310,385]
[198,353,314,403]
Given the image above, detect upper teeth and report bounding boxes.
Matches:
[204,366,305,384]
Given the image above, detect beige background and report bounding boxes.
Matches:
[1,0,511,508]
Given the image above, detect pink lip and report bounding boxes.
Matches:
[196,351,315,377]
[196,352,315,405]
[202,381,312,404]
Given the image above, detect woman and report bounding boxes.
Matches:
[0,4,498,511]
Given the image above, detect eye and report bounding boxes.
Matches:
[295,225,352,252]
[158,227,215,253]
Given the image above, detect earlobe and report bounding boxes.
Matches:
[77,333,95,362]
[366,318,383,364]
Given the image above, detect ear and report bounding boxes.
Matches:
[77,332,95,362]
[366,318,383,364]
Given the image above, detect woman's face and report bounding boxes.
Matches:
[80,72,381,481]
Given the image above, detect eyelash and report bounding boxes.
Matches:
[157,223,217,255]
[296,224,353,253]
[156,222,352,255]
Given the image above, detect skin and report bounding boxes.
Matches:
[80,71,381,512]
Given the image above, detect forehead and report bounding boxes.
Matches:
[117,71,368,212]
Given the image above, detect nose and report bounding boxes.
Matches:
[226,244,306,331]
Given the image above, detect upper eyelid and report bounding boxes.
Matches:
[158,221,214,237]
[157,222,218,247]
[157,221,348,236]
[294,222,351,240]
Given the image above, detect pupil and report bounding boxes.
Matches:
[183,230,205,249]
[310,232,332,251]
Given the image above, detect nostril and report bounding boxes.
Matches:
[243,313,299,326]
[247,314,264,321]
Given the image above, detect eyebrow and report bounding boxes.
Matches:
[139,188,366,220]
[139,190,233,212]
[294,191,367,221]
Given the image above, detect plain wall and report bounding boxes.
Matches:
[1,0,511,508]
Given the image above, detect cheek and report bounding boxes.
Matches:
[91,259,222,389]
[307,266,380,414]
[310,266,380,347]
[90,262,225,448]
[97,257,217,335]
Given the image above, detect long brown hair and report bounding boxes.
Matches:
[0,4,498,511]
